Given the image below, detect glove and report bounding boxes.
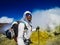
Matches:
[24,39,32,45]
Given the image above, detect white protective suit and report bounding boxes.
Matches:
[17,11,32,45]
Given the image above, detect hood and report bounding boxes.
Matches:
[21,11,32,24]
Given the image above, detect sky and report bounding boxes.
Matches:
[0,0,60,20]
[0,0,60,29]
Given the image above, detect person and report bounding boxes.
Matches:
[17,11,32,45]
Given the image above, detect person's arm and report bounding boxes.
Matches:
[32,28,36,31]
[18,23,25,38]
[17,23,25,45]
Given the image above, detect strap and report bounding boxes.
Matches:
[21,22,28,30]
[17,21,28,30]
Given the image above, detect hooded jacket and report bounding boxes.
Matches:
[17,11,32,45]
[18,11,32,38]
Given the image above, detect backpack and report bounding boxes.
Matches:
[11,21,28,42]
[5,30,12,39]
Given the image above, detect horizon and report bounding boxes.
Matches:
[0,0,60,29]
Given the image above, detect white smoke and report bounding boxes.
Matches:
[32,7,60,29]
[0,16,14,23]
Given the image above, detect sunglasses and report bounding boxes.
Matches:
[26,13,32,17]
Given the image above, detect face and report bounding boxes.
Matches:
[26,15,32,22]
